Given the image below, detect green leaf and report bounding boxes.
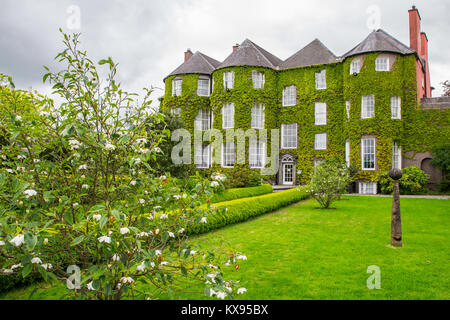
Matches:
[70,235,85,246]
[99,216,108,229]
[180,266,188,276]
[89,204,106,213]
[22,264,32,278]
[24,232,37,250]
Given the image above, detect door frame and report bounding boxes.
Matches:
[278,152,298,185]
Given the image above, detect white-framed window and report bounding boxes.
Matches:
[171,108,181,117]
[249,139,266,168]
[282,85,296,107]
[314,133,327,150]
[315,70,327,90]
[350,60,361,74]
[361,137,376,170]
[197,78,210,96]
[194,109,211,131]
[314,102,327,125]
[375,57,389,71]
[251,104,265,129]
[222,103,234,129]
[345,101,351,120]
[392,141,402,169]
[281,123,297,149]
[195,144,211,168]
[361,95,375,119]
[172,79,182,96]
[345,139,350,167]
[252,70,265,89]
[222,142,235,168]
[223,71,234,90]
[313,158,325,173]
[391,96,401,119]
[359,182,377,194]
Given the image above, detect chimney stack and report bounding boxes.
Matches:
[233,44,239,52]
[408,6,421,54]
[184,49,193,62]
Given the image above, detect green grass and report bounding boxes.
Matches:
[2,196,449,300]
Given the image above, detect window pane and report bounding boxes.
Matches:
[172,79,182,96]
[222,142,235,167]
[283,85,296,106]
[281,124,297,149]
[252,71,264,89]
[315,133,327,150]
[222,103,234,129]
[315,70,326,90]
[198,79,210,96]
[375,58,389,71]
[362,95,375,118]
[251,104,264,129]
[391,96,401,119]
[249,139,265,168]
[362,138,376,169]
[315,103,327,125]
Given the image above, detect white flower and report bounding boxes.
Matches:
[87,281,95,291]
[33,159,40,163]
[42,263,52,270]
[178,228,185,234]
[11,263,22,270]
[237,288,247,294]
[130,180,137,186]
[236,255,247,260]
[225,261,231,267]
[159,214,168,219]
[15,115,22,121]
[43,238,48,244]
[24,189,37,198]
[168,232,175,238]
[147,215,154,220]
[160,176,167,180]
[207,264,218,269]
[120,276,134,284]
[182,193,187,199]
[0,240,5,246]
[155,250,161,256]
[92,214,101,221]
[216,291,226,300]
[154,206,162,211]
[133,158,142,165]
[6,168,13,173]
[136,138,147,145]
[200,217,207,224]
[160,261,169,266]
[104,142,116,151]
[69,139,81,150]
[82,184,89,189]
[78,164,88,170]
[17,155,26,160]
[154,147,162,153]
[73,203,79,207]
[154,228,159,235]
[120,227,130,235]
[112,254,120,262]
[190,250,197,255]
[9,234,24,247]
[98,235,111,244]
[139,198,145,204]
[210,181,219,188]
[137,261,146,272]
[173,195,181,200]
[137,232,149,238]
[150,262,155,268]
[31,257,42,264]
[2,269,13,274]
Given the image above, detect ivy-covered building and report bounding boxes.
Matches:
[162,6,449,193]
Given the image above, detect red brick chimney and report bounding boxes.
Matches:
[408,6,421,54]
[408,6,430,98]
[233,44,239,52]
[184,49,193,62]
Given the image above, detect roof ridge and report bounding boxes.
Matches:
[197,51,216,70]
[246,39,277,68]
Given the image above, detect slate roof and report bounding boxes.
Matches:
[165,51,221,79]
[342,29,415,59]
[217,39,283,70]
[281,39,338,69]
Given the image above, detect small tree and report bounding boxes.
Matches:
[308,160,351,209]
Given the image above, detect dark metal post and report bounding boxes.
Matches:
[389,168,403,247]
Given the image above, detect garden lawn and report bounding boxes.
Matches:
[1,196,449,300]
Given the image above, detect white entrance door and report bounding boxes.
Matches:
[283,163,294,185]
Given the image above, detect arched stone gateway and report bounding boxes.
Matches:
[277,152,298,186]
[421,158,442,190]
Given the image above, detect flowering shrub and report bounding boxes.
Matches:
[0,32,246,300]
[307,160,351,209]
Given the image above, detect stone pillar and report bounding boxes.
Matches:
[389,168,403,247]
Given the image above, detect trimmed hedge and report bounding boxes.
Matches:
[211,184,273,203]
[189,187,309,235]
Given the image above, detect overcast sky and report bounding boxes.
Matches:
[1,0,449,108]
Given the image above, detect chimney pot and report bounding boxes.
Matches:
[233,44,239,52]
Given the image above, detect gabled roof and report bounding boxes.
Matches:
[281,39,338,69]
[342,29,415,59]
[165,51,221,79]
[217,39,282,70]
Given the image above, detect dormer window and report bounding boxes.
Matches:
[375,57,389,71]
[197,78,210,96]
[223,71,234,90]
[252,70,265,89]
[350,60,361,74]
[172,79,182,96]
[315,70,327,90]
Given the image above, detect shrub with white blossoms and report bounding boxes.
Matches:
[0,33,246,300]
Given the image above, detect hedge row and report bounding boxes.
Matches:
[211,184,273,203]
[189,187,309,235]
